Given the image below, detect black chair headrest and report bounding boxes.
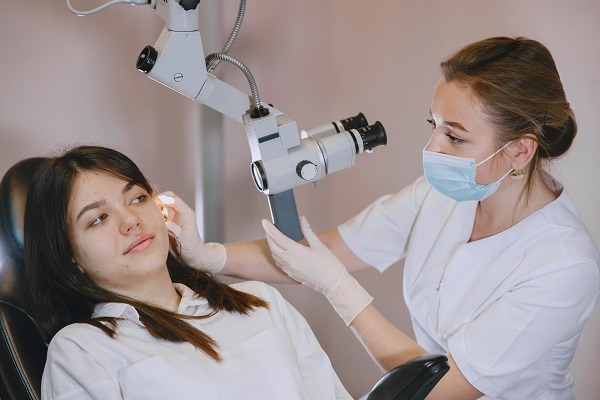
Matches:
[0,158,47,313]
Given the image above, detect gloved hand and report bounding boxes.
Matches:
[157,192,226,274]
[262,216,373,325]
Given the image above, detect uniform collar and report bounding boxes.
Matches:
[92,283,211,326]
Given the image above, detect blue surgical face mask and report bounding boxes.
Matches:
[423,142,513,202]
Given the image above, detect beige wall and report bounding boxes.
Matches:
[1,0,599,398]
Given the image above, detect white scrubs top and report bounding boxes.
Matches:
[42,281,352,400]
[338,176,600,399]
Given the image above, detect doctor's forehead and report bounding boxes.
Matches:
[431,81,495,135]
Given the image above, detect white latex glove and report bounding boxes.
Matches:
[157,192,226,274]
[262,216,373,325]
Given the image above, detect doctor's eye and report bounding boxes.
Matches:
[426,119,436,130]
[445,133,464,144]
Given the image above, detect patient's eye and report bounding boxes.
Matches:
[90,214,107,227]
[132,194,148,204]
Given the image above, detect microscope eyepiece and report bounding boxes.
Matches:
[339,112,368,131]
[356,121,387,152]
[303,112,369,139]
[136,45,158,73]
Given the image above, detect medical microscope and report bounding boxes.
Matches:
[67,0,387,240]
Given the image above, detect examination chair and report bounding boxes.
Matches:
[0,157,48,400]
[0,157,449,400]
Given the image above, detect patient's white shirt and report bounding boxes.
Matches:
[42,281,352,400]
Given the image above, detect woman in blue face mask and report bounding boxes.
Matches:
[164,37,599,399]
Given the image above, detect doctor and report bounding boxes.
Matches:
[163,36,600,399]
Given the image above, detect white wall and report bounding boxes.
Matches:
[0,1,198,202]
[1,1,599,398]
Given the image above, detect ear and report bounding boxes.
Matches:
[509,134,538,170]
[153,195,169,221]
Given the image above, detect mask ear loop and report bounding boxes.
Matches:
[497,168,515,182]
[475,140,513,166]
[475,141,516,184]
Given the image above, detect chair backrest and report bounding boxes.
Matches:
[0,157,49,400]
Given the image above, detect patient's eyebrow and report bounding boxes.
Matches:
[122,181,135,194]
[76,182,137,222]
[76,200,106,222]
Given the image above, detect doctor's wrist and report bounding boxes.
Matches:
[325,274,374,326]
[193,242,227,274]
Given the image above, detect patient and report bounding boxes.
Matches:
[24,145,351,400]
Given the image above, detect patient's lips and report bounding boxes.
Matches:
[124,234,155,254]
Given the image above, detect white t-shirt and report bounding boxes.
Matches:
[338,176,600,399]
[42,281,352,400]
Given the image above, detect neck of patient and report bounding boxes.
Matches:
[107,267,182,312]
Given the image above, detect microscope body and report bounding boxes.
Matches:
[133,1,387,239]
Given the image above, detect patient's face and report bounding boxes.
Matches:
[67,171,170,293]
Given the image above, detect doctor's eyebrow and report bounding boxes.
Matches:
[76,181,138,222]
[429,109,470,132]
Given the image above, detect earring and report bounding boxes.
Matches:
[167,229,182,258]
[510,169,525,180]
[72,259,85,274]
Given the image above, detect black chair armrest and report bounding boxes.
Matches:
[367,354,450,400]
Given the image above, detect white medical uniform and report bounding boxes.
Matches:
[338,176,600,399]
[42,281,352,400]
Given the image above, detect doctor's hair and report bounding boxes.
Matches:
[440,36,577,201]
[24,145,268,361]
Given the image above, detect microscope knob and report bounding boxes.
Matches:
[296,160,318,181]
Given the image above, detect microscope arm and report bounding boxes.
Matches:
[68,0,387,241]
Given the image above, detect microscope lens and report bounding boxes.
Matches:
[136,46,158,73]
[358,121,387,151]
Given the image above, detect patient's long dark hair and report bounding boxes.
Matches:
[24,145,268,361]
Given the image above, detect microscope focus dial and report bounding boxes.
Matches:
[296,160,318,181]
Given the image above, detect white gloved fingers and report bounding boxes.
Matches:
[263,218,373,325]
[262,220,308,268]
[157,192,175,204]
[263,225,286,256]
[261,219,306,253]
[299,216,328,252]
[157,192,225,274]
[164,220,182,237]
[158,192,196,229]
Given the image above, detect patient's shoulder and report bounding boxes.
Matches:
[229,280,284,302]
[47,322,112,357]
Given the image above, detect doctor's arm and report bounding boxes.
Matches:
[159,192,370,282]
[263,217,483,400]
[222,228,370,282]
[351,305,482,399]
